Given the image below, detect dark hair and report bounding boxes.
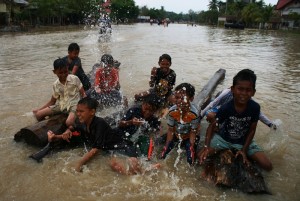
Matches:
[143,93,161,111]
[175,83,195,98]
[68,43,80,52]
[53,58,67,70]
[159,54,172,64]
[233,69,256,90]
[101,54,114,65]
[78,97,99,110]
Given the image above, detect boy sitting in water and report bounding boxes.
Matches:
[33,58,86,128]
[201,87,277,129]
[87,54,123,108]
[116,93,161,157]
[48,97,137,172]
[62,43,91,91]
[47,95,161,172]
[160,83,200,165]
[134,54,176,107]
[198,69,273,172]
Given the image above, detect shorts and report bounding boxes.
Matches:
[210,134,263,156]
[50,104,77,115]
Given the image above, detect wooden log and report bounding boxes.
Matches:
[14,114,67,147]
[202,149,271,194]
[193,68,226,112]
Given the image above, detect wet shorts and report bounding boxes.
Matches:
[210,134,263,156]
[49,104,77,115]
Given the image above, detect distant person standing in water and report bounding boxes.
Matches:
[62,43,91,91]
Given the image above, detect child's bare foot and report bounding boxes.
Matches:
[47,130,55,142]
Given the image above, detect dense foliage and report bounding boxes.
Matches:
[10,0,292,28]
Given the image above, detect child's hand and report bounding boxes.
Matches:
[206,112,216,123]
[75,163,83,172]
[151,67,157,76]
[198,146,213,164]
[95,86,101,93]
[235,150,250,166]
[62,130,72,142]
[132,117,145,126]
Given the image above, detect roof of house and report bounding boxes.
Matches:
[14,0,29,5]
[276,0,294,10]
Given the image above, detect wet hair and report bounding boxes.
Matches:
[159,54,172,64]
[53,58,67,70]
[101,54,114,66]
[68,43,80,52]
[78,97,99,110]
[143,93,161,111]
[175,83,195,98]
[233,69,256,90]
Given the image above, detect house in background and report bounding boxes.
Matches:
[0,0,28,27]
[276,0,300,28]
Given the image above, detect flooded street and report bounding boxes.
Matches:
[0,23,299,201]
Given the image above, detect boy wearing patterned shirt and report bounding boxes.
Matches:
[160,83,200,165]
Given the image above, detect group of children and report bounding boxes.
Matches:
[32,46,274,175]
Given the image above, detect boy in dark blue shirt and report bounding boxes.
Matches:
[198,69,273,171]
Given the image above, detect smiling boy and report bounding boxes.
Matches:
[198,69,273,171]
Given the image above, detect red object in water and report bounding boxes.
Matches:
[72,131,80,136]
[147,138,154,160]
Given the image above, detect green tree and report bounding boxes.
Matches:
[208,0,219,11]
[110,0,139,23]
[241,3,261,28]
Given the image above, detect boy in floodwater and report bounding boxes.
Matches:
[87,54,123,108]
[117,93,161,157]
[201,87,277,129]
[134,54,176,107]
[62,43,91,91]
[198,69,273,171]
[160,83,200,165]
[33,58,86,128]
[47,97,137,172]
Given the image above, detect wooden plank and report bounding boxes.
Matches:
[193,68,226,112]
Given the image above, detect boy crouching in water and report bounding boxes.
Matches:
[160,83,200,165]
[198,69,273,171]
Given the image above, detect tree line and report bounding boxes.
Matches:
[13,0,289,28]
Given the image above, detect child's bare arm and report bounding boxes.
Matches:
[199,120,216,164]
[71,65,79,75]
[149,67,157,87]
[33,96,56,112]
[241,121,257,153]
[79,87,86,97]
[75,148,99,172]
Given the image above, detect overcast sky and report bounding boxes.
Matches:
[134,0,279,13]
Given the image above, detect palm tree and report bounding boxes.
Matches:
[208,0,219,11]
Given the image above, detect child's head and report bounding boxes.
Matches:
[68,43,80,60]
[231,69,256,104]
[101,54,114,67]
[174,83,195,110]
[141,94,161,119]
[76,97,99,124]
[232,69,256,90]
[158,54,172,74]
[53,58,68,82]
